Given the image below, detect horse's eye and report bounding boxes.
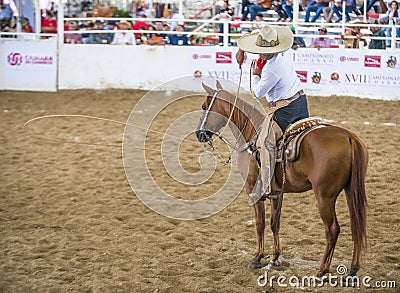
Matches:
[202,104,207,110]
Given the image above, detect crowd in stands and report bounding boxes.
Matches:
[62,17,192,46]
[0,0,398,49]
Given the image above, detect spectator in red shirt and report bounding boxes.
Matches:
[41,11,57,33]
[22,17,33,33]
[133,15,149,41]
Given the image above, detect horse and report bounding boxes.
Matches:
[195,82,368,277]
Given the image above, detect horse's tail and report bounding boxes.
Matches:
[345,134,368,261]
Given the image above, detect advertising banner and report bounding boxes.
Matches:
[188,47,400,100]
[0,39,57,91]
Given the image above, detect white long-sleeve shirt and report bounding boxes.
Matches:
[112,31,136,45]
[251,51,303,103]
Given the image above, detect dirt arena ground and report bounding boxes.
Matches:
[0,89,399,292]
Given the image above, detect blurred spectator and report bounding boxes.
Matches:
[0,3,13,26]
[64,20,82,44]
[250,13,267,31]
[323,0,336,23]
[147,20,168,45]
[80,20,93,44]
[290,26,306,49]
[131,0,147,17]
[367,19,386,49]
[168,8,184,31]
[379,0,400,47]
[103,20,117,43]
[41,11,57,34]
[22,17,33,33]
[216,0,233,45]
[169,24,190,45]
[309,26,331,49]
[249,0,272,21]
[357,0,380,14]
[331,0,358,22]
[111,21,136,45]
[272,0,288,20]
[133,15,150,42]
[241,0,256,20]
[88,20,109,44]
[104,20,117,31]
[2,15,16,36]
[283,0,304,21]
[341,21,367,48]
[304,0,330,22]
[163,23,171,31]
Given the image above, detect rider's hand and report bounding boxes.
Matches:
[252,66,261,77]
[236,49,246,69]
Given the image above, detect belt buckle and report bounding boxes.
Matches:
[269,101,276,107]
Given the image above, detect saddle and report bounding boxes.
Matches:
[277,117,329,163]
[240,117,329,167]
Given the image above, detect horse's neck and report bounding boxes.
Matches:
[224,96,264,144]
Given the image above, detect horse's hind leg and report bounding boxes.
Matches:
[269,195,283,266]
[315,194,341,277]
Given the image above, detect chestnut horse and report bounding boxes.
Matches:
[195,82,368,277]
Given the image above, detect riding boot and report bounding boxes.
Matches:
[248,176,263,205]
[263,173,281,200]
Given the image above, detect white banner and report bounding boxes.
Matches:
[290,48,400,100]
[0,39,57,91]
[188,47,400,100]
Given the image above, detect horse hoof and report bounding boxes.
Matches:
[349,265,359,276]
[315,269,329,278]
[248,261,262,270]
[268,259,281,267]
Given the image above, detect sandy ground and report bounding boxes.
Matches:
[0,89,399,292]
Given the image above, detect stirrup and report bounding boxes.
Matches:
[260,191,281,201]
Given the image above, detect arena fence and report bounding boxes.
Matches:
[0,14,399,99]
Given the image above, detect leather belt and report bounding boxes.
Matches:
[269,90,305,108]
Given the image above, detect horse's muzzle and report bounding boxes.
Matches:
[195,130,213,143]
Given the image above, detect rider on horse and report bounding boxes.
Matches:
[235,25,309,204]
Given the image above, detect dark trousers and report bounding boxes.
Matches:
[273,95,309,132]
[219,23,231,44]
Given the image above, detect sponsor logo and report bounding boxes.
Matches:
[293,52,335,64]
[339,55,360,62]
[344,73,400,86]
[192,53,212,60]
[7,52,23,66]
[207,70,241,79]
[331,72,340,81]
[295,70,307,83]
[7,52,54,66]
[312,72,322,84]
[25,55,53,65]
[216,52,232,64]
[364,56,381,68]
[386,56,397,69]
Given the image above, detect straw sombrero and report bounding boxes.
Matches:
[237,25,293,54]
[119,21,132,29]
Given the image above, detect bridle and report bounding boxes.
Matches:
[197,84,257,166]
[198,89,221,138]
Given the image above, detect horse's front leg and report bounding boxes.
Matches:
[248,200,266,269]
[240,154,265,269]
[268,195,283,267]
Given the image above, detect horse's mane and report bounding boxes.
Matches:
[218,89,265,141]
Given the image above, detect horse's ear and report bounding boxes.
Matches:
[202,83,215,96]
[216,80,223,90]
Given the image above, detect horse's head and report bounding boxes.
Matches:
[195,82,231,143]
